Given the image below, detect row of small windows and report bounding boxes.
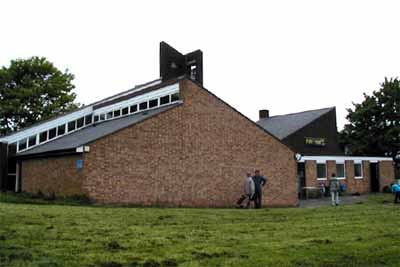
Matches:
[16,92,180,152]
[17,114,93,151]
[93,92,179,123]
[316,162,363,179]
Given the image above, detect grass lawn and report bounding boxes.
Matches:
[0,193,399,267]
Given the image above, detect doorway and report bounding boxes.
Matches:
[370,162,380,192]
[297,163,306,199]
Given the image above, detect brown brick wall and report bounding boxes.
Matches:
[379,161,395,191]
[83,79,298,207]
[305,160,317,187]
[342,161,370,194]
[21,155,86,196]
[303,160,371,194]
[326,160,336,179]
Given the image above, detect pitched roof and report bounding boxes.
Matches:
[256,107,335,140]
[18,103,181,157]
[0,78,162,140]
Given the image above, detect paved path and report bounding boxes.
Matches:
[299,195,368,208]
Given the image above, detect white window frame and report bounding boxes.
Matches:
[336,162,346,180]
[354,161,363,179]
[316,162,327,180]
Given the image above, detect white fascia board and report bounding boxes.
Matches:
[0,106,93,144]
[299,155,393,163]
[93,83,179,116]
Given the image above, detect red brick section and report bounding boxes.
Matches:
[326,160,336,180]
[342,161,370,194]
[22,155,85,196]
[304,160,371,194]
[305,160,317,187]
[82,79,298,207]
[379,161,395,191]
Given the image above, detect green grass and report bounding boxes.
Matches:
[0,193,399,267]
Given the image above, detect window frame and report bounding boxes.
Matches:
[85,114,93,125]
[48,128,57,140]
[336,163,346,179]
[76,117,84,129]
[139,101,148,111]
[39,131,48,143]
[171,92,180,102]
[149,98,158,109]
[57,124,66,136]
[28,135,37,148]
[106,111,113,120]
[121,107,129,116]
[130,104,137,114]
[160,95,170,105]
[113,109,121,117]
[18,139,27,151]
[316,163,327,180]
[68,120,76,132]
[354,162,363,179]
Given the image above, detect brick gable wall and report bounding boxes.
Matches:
[83,79,298,207]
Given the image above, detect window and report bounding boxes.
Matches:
[77,117,84,128]
[160,95,170,105]
[171,93,180,102]
[317,163,327,179]
[18,139,27,151]
[58,124,66,136]
[48,128,57,139]
[85,115,93,125]
[139,101,148,111]
[130,105,137,113]
[39,131,48,143]
[68,121,76,132]
[94,115,99,122]
[336,163,345,179]
[190,65,197,80]
[114,109,121,117]
[28,135,36,147]
[354,163,363,178]
[122,107,129,115]
[149,99,158,108]
[100,114,105,121]
[106,111,113,120]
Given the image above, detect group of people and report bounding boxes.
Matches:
[236,170,267,209]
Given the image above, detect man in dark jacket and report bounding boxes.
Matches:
[252,170,267,209]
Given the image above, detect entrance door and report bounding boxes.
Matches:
[297,163,306,198]
[370,163,380,192]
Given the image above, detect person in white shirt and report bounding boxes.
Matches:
[236,173,255,208]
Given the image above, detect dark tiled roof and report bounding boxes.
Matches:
[18,103,181,156]
[257,107,335,140]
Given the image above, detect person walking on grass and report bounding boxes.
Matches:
[236,173,255,208]
[252,170,267,209]
[391,183,400,204]
[329,173,340,206]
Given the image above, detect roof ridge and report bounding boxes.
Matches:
[266,106,335,119]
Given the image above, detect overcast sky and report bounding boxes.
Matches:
[1,0,399,129]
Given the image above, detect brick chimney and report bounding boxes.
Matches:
[259,109,269,119]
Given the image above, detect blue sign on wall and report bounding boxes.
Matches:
[76,159,84,169]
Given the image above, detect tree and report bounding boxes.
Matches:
[340,78,400,175]
[0,57,80,135]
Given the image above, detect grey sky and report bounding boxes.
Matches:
[1,0,399,129]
